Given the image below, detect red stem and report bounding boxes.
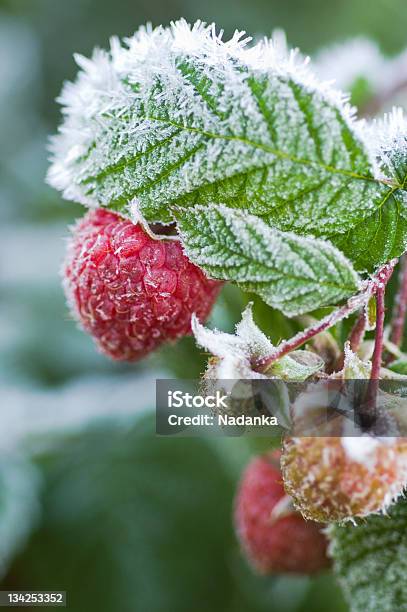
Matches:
[365,285,387,413]
[369,259,397,380]
[390,254,407,349]
[255,260,398,374]
[370,287,386,380]
[255,292,368,372]
[349,309,366,353]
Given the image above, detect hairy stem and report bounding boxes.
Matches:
[390,254,407,350]
[255,260,398,373]
[365,286,387,415]
[370,288,386,380]
[364,261,395,415]
[256,293,368,372]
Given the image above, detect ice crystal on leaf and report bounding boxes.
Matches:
[48,19,407,277]
[330,499,407,612]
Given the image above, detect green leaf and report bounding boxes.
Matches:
[388,358,407,375]
[329,498,407,612]
[176,204,360,316]
[269,350,324,380]
[48,22,407,271]
[332,192,407,271]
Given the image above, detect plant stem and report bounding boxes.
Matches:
[255,260,398,373]
[255,292,368,372]
[349,309,366,353]
[368,259,397,379]
[365,284,388,415]
[370,287,386,380]
[390,254,407,349]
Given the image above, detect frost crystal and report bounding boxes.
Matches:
[192,303,272,380]
[343,341,371,379]
[178,204,360,316]
[192,302,324,381]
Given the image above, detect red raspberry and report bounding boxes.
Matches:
[234,452,330,575]
[63,209,222,361]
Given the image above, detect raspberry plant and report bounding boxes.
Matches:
[49,19,407,611]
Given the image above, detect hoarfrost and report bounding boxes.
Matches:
[343,341,371,379]
[179,203,360,316]
[192,303,272,380]
[47,20,390,228]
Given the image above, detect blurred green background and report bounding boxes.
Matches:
[1,0,407,610]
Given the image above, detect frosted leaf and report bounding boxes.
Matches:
[234,303,274,356]
[192,303,322,394]
[334,108,407,271]
[269,350,324,381]
[177,203,360,316]
[329,498,407,612]
[191,304,272,380]
[47,20,407,271]
[367,107,407,175]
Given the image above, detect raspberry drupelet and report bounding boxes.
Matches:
[63,208,223,361]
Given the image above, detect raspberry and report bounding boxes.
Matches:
[281,436,407,523]
[234,452,330,575]
[63,209,222,361]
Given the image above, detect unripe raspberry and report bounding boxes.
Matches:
[63,209,222,361]
[234,452,330,575]
[281,436,407,523]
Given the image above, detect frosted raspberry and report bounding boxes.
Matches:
[63,209,222,361]
[234,452,330,575]
[281,436,407,523]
